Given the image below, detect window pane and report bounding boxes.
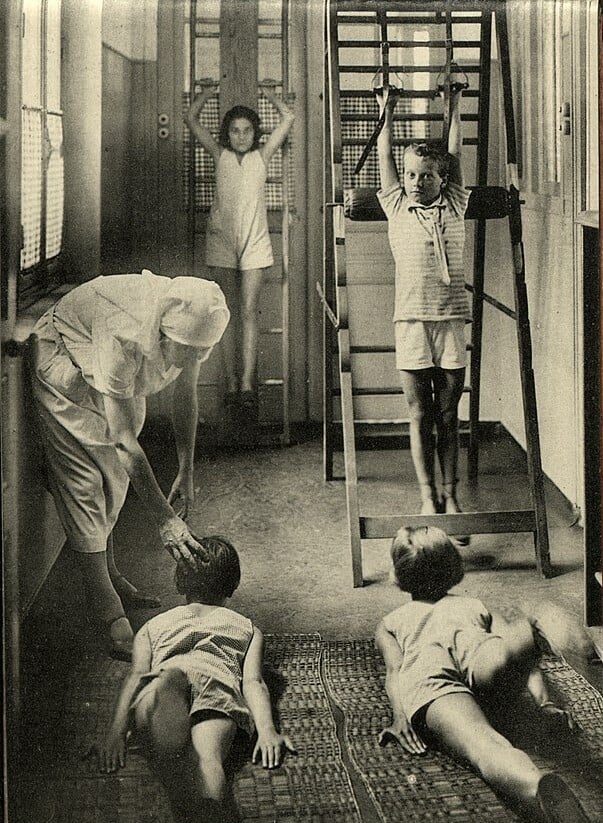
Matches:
[21,109,43,270]
[46,0,62,111]
[22,0,43,108]
[46,114,64,258]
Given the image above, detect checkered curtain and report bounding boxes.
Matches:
[183,90,294,212]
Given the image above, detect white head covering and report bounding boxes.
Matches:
[158,276,230,349]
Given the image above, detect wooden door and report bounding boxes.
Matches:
[153,0,307,429]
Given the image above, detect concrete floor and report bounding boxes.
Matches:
[14,426,603,820]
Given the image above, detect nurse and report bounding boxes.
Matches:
[30,270,230,660]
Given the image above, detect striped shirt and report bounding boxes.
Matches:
[377,180,470,321]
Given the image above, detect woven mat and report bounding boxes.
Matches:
[18,635,361,823]
[322,639,603,823]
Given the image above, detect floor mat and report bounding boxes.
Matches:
[17,634,361,823]
[322,638,603,823]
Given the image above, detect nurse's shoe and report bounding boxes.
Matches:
[105,614,133,662]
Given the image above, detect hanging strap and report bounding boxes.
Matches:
[441,0,453,145]
[353,7,394,175]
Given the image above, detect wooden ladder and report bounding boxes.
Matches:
[322,0,551,586]
[187,0,293,445]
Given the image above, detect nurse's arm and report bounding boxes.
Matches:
[103,394,200,565]
[168,359,201,518]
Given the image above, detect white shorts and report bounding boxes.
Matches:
[395,319,467,371]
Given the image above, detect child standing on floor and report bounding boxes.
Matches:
[376,79,469,518]
[98,536,295,823]
[375,525,588,823]
[185,80,294,429]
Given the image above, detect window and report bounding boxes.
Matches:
[20,0,64,305]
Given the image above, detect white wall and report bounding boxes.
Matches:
[102,0,157,60]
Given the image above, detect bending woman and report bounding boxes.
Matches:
[30,269,230,659]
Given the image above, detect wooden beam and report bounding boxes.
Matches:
[219,0,259,118]
[360,510,537,539]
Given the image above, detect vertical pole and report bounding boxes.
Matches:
[280,0,291,445]
[323,1,335,481]
[187,0,197,277]
[467,10,492,480]
[219,0,259,118]
[327,0,363,586]
[496,4,551,577]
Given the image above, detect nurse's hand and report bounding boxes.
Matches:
[167,469,196,519]
[158,515,201,568]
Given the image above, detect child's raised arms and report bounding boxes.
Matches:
[242,627,296,769]
[98,626,153,774]
[375,87,400,191]
[374,620,427,755]
[258,80,295,167]
[443,73,466,187]
[185,79,221,165]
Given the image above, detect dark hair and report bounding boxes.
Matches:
[404,142,451,178]
[175,535,241,600]
[219,105,262,151]
[390,526,464,600]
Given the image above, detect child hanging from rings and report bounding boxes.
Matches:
[98,536,295,823]
[375,75,469,522]
[185,80,294,429]
[375,525,589,823]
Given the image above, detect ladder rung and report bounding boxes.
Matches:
[333,386,471,396]
[337,13,485,25]
[348,344,473,354]
[338,39,483,49]
[361,510,537,539]
[350,345,395,353]
[342,137,479,147]
[340,89,480,99]
[342,113,480,123]
[264,328,283,334]
[339,64,482,74]
[262,378,284,386]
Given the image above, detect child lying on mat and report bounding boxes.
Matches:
[375,525,588,823]
[98,535,295,823]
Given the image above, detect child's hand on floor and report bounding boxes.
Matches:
[379,718,427,755]
[253,730,296,769]
[97,726,127,773]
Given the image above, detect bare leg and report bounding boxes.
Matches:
[424,693,544,820]
[73,547,134,656]
[134,671,238,823]
[190,716,239,823]
[210,267,239,394]
[470,616,537,701]
[239,268,266,393]
[399,369,437,513]
[432,366,465,508]
[106,533,160,609]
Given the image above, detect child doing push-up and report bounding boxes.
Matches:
[376,525,589,823]
[98,536,294,823]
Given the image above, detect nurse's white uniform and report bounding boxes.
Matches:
[30,270,227,553]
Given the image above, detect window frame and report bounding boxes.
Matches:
[19,0,64,309]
